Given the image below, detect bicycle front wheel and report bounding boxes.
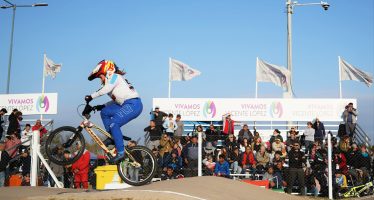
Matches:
[45,126,86,166]
[117,146,157,186]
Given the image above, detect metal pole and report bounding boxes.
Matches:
[285,0,293,98]
[6,6,16,94]
[168,57,172,98]
[255,57,258,98]
[338,56,342,98]
[327,133,333,199]
[198,131,202,177]
[30,130,39,186]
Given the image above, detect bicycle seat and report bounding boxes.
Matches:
[123,136,132,141]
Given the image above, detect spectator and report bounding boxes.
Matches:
[240,138,251,153]
[272,138,286,157]
[269,129,283,147]
[32,119,48,139]
[161,166,177,180]
[263,166,276,188]
[127,140,141,182]
[0,141,11,187]
[5,131,21,158]
[20,124,32,150]
[163,113,177,138]
[203,154,216,175]
[150,106,168,131]
[63,150,73,188]
[166,149,183,174]
[339,135,351,155]
[7,110,22,138]
[346,143,360,167]
[159,133,173,168]
[286,141,306,196]
[335,170,348,193]
[225,134,238,153]
[286,132,299,152]
[271,151,284,165]
[288,127,299,137]
[172,139,183,156]
[228,146,242,174]
[222,114,234,136]
[182,135,199,177]
[256,145,270,172]
[214,154,230,177]
[0,108,7,140]
[21,173,31,186]
[194,125,206,141]
[251,136,263,153]
[203,142,216,158]
[144,120,162,150]
[273,161,287,188]
[313,118,326,143]
[342,102,358,138]
[334,149,348,175]
[49,147,64,187]
[174,114,184,140]
[71,142,90,189]
[238,124,253,144]
[205,124,219,145]
[19,148,31,176]
[303,122,315,154]
[217,147,228,161]
[241,146,257,176]
[305,168,319,197]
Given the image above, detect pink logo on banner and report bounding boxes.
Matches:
[270,102,283,118]
[203,101,216,118]
[36,95,50,113]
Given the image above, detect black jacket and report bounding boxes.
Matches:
[288,149,305,169]
[0,150,10,172]
[144,126,162,141]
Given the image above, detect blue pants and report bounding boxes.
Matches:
[100,98,143,154]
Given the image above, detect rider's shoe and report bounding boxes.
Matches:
[103,138,115,146]
[109,152,125,164]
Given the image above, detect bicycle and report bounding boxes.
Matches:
[45,103,157,186]
[341,181,374,198]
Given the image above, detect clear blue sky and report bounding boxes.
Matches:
[0,0,373,140]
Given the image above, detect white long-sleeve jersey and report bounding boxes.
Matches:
[91,73,139,105]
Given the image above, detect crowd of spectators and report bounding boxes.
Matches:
[0,102,372,198]
[0,108,55,187]
[146,103,373,197]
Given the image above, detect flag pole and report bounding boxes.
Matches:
[168,57,171,98]
[255,57,259,98]
[41,53,46,120]
[338,56,342,98]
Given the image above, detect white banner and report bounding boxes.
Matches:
[153,98,356,122]
[0,93,58,115]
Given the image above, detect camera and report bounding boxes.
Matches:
[321,2,330,10]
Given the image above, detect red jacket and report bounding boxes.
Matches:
[223,119,235,135]
[242,152,256,166]
[72,150,90,175]
[32,125,48,138]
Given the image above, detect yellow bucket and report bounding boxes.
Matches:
[94,165,122,190]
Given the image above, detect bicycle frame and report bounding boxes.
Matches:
[342,181,373,198]
[79,118,115,157]
[79,118,140,166]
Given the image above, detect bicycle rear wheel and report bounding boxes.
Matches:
[117,146,157,186]
[45,126,86,165]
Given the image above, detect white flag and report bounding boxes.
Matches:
[44,55,62,79]
[340,58,373,87]
[170,58,201,81]
[256,58,291,90]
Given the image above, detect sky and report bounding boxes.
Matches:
[0,0,373,141]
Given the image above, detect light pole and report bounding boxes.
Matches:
[1,0,48,94]
[285,0,330,98]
